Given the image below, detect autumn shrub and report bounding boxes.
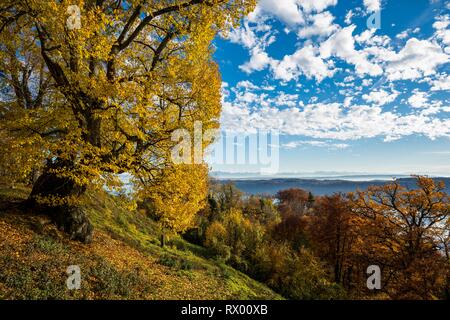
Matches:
[158,254,179,268]
[158,253,196,271]
[34,235,69,255]
[251,242,346,300]
[204,221,231,261]
[204,208,266,270]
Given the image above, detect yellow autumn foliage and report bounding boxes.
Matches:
[0,0,256,224]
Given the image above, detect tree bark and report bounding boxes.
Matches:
[160,233,166,248]
[27,159,93,243]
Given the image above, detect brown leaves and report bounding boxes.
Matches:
[347,176,450,299]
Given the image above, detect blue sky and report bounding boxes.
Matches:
[208,0,450,176]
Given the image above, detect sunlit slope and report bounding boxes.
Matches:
[0,187,282,300]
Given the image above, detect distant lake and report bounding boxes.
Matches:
[217,177,450,196]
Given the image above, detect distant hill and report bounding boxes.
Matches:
[218,177,450,196]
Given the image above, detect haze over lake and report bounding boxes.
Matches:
[212,173,450,196]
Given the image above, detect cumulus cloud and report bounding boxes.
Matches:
[226,0,448,86]
[221,97,450,141]
[272,92,300,107]
[236,80,260,90]
[396,28,420,40]
[362,89,399,106]
[272,45,335,82]
[250,0,339,25]
[408,90,430,108]
[219,0,449,148]
[320,25,384,76]
[355,29,391,46]
[433,15,450,53]
[227,21,258,48]
[344,96,354,107]
[363,0,381,12]
[298,11,338,38]
[255,0,305,25]
[384,38,449,81]
[405,90,444,115]
[298,0,338,13]
[240,47,273,73]
[429,73,450,91]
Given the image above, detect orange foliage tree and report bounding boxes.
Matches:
[348,176,450,299]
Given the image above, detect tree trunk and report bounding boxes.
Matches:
[160,233,166,248]
[27,159,93,243]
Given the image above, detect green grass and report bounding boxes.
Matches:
[87,190,283,299]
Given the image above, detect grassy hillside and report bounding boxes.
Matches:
[0,186,282,300]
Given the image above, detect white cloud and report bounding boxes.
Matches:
[320,25,383,76]
[221,98,450,141]
[344,75,355,82]
[298,11,338,38]
[227,22,258,48]
[396,30,409,40]
[345,10,354,24]
[408,90,429,108]
[245,0,338,28]
[272,45,335,82]
[272,92,300,107]
[236,80,260,90]
[363,0,381,12]
[221,0,449,145]
[433,15,449,31]
[384,38,449,81]
[362,79,373,87]
[362,89,399,106]
[240,47,273,73]
[299,0,338,13]
[429,73,450,91]
[433,15,450,53]
[405,90,444,115]
[221,84,450,142]
[225,17,278,75]
[356,29,390,46]
[355,29,375,43]
[396,28,420,40]
[255,0,304,25]
[234,91,260,104]
[283,140,350,149]
[344,96,354,107]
